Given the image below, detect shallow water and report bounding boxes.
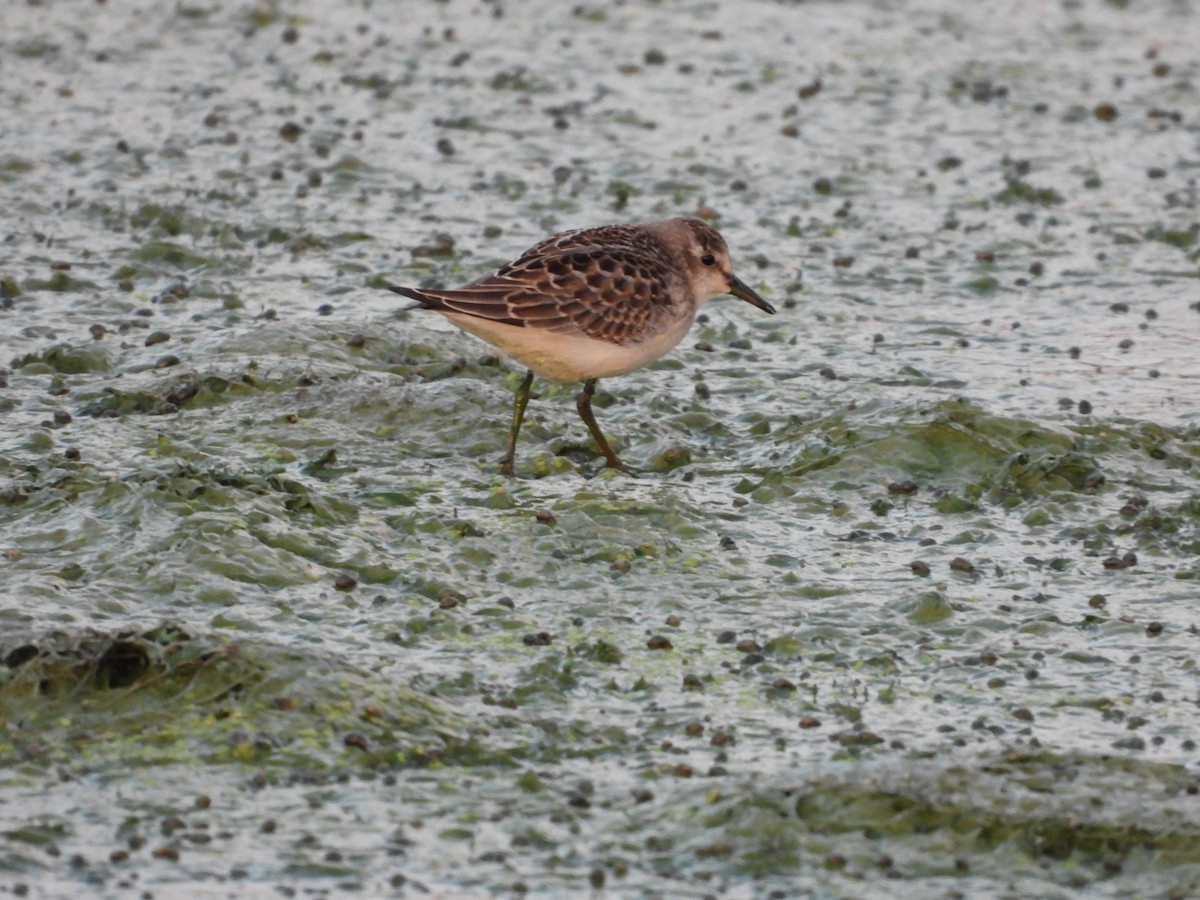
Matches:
[2,0,1199,896]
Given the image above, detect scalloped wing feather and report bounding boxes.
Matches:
[401,241,682,346]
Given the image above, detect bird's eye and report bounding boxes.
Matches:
[700,253,716,267]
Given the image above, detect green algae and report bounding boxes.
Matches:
[0,624,462,774]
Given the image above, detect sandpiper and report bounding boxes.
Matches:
[388,217,775,475]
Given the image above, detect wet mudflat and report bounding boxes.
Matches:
[1,0,1198,896]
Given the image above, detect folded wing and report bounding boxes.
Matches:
[389,243,676,345]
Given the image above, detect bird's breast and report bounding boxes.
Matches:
[440,308,697,383]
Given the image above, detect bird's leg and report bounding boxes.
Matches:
[576,378,637,475]
[501,369,535,477]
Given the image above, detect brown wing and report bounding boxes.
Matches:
[391,239,678,345]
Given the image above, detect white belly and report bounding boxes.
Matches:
[438,311,696,383]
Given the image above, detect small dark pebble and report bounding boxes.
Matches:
[1146,622,1164,636]
[343,733,368,751]
[53,409,72,426]
[1093,103,1118,121]
[434,588,465,609]
[646,635,673,651]
[436,137,455,156]
[523,632,552,646]
[89,323,107,340]
[813,177,833,195]
[735,638,761,653]
[347,333,366,349]
[334,573,357,591]
[1089,594,1107,609]
[1117,338,1134,350]
[155,355,180,369]
[1069,346,1081,359]
[279,121,304,141]
[1103,551,1137,570]
[719,535,738,551]
[1110,302,1130,313]
[145,331,170,347]
[1113,736,1145,751]
[64,447,80,460]
[819,366,837,380]
[534,510,557,526]
[905,247,920,259]
[317,303,334,316]
[716,630,736,644]
[1078,400,1092,414]
[798,78,822,99]
[949,557,975,573]
[910,561,931,577]
[1147,167,1166,179]
[888,480,918,495]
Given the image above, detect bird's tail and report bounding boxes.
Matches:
[387,284,441,312]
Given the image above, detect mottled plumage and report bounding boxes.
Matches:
[388,217,774,475]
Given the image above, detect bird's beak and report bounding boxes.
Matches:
[727,274,776,314]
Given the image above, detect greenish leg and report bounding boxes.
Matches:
[501,369,535,477]
[576,378,637,475]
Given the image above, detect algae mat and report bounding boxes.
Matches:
[2,0,1199,897]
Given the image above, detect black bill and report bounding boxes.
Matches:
[727,275,776,314]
